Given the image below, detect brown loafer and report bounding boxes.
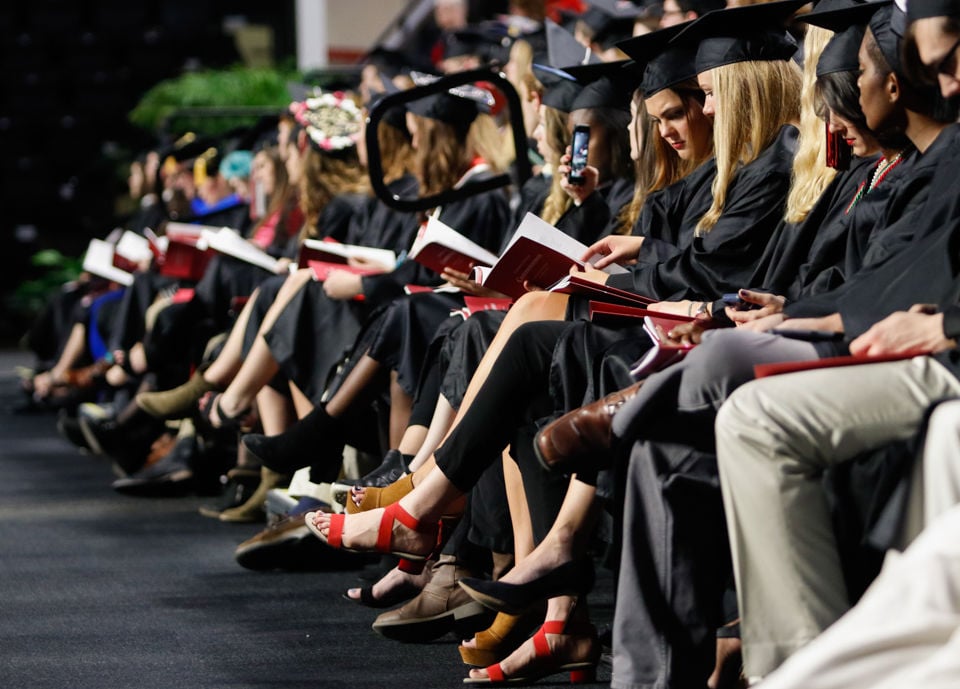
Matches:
[534,381,643,474]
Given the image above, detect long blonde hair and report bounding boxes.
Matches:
[468,112,516,173]
[540,105,574,225]
[784,25,836,224]
[697,58,801,234]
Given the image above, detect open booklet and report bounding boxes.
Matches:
[298,238,396,272]
[155,223,212,280]
[408,215,500,276]
[198,226,280,273]
[549,274,654,307]
[82,239,135,286]
[629,313,699,378]
[470,213,629,300]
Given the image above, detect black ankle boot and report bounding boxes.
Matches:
[241,404,344,475]
[340,449,412,489]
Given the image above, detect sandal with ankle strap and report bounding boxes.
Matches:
[305,503,439,574]
[346,473,415,514]
[459,608,545,668]
[463,620,600,685]
[199,392,253,433]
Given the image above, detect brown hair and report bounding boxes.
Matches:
[298,147,370,239]
[411,114,473,197]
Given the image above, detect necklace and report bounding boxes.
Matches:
[845,152,904,215]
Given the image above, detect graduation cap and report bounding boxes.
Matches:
[907,0,960,21]
[617,21,697,96]
[869,5,905,72]
[443,25,511,64]
[532,64,585,112]
[406,71,493,133]
[546,18,598,69]
[366,78,411,135]
[796,0,885,32]
[816,25,867,76]
[579,0,653,50]
[567,59,639,111]
[674,0,809,73]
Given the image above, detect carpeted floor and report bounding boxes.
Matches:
[0,352,614,689]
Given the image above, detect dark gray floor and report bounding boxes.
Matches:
[0,352,613,688]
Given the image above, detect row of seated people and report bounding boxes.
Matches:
[20,0,960,687]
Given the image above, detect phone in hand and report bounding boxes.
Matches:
[568,124,590,186]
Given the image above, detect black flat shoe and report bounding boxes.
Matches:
[458,559,595,615]
[341,579,423,609]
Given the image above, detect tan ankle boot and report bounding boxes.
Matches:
[136,369,219,420]
[219,467,289,523]
[372,554,493,642]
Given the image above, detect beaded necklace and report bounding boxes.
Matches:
[845,152,904,215]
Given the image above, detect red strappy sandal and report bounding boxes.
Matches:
[464,620,600,685]
[305,504,439,574]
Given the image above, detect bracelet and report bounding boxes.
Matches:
[687,301,696,316]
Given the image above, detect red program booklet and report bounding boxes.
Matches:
[408,216,499,276]
[753,352,917,379]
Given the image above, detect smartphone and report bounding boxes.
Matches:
[568,124,590,186]
[721,293,760,311]
[825,122,851,171]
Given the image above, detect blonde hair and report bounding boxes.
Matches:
[468,112,516,173]
[697,58,801,234]
[784,25,836,224]
[298,147,370,239]
[540,106,574,225]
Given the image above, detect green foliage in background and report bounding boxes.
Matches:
[11,250,84,316]
[129,66,301,135]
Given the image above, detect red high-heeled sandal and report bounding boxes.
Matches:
[464,620,600,685]
[305,503,439,574]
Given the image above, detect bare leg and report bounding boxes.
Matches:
[406,395,457,473]
[493,477,598,586]
[289,381,313,418]
[256,385,295,436]
[388,371,413,448]
[203,286,260,387]
[34,322,88,397]
[397,425,428,457]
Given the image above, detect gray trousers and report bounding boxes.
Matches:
[716,356,960,680]
[610,330,817,689]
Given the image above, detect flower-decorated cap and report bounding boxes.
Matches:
[289,90,363,155]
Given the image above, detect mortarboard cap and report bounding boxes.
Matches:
[581,0,658,50]
[443,25,511,64]
[816,25,868,75]
[907,0,960,21]
[532,64,585,112]
[546,18,599,68]
[406,72,494,134]
[617,22,697,96]
[568,60,639,111]
[366,79,411,136]
[675,1,808,73]
[797,0,885,32]
[869,5,904,72]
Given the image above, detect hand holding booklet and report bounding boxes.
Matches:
[470,213,629,300]
[298,238,396,272]
[629,313,700,378]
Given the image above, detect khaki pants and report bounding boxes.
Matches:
[715,356,960,678]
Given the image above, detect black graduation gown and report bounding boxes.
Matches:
[261,182,421,403]
[607,125,799,301]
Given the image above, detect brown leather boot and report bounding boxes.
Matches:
[136,369,219,420]
[533,380,643,474]
[218,466,289,523]
[372,554,493,642]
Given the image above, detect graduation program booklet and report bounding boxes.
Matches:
[629,313,699,378]
[548,273,655,307]
[470,213,629,300]
[298,238,396,272]
[199,227,280,273]
[156,223,213,280]
[82,239,135,286]
[408,215,499,276]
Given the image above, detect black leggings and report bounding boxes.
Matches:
[433,320,573,493]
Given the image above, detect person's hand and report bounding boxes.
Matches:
[323,270,364,300]
[662,319,708,346]
[441,267,507,297]
[647,300,696,317]
[726,289,786,324]
[583,235,644,270]
[274,257,293,275]
[849,310,956,357]
[740,312,787,332]
[570,263,609,285]
[558,148,599,205]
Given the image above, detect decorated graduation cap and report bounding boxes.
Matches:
[290,91,363,155]
[617,21,697,96]
[674,0,809,73]
[406,71,494,136]
[907,0,960,20]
